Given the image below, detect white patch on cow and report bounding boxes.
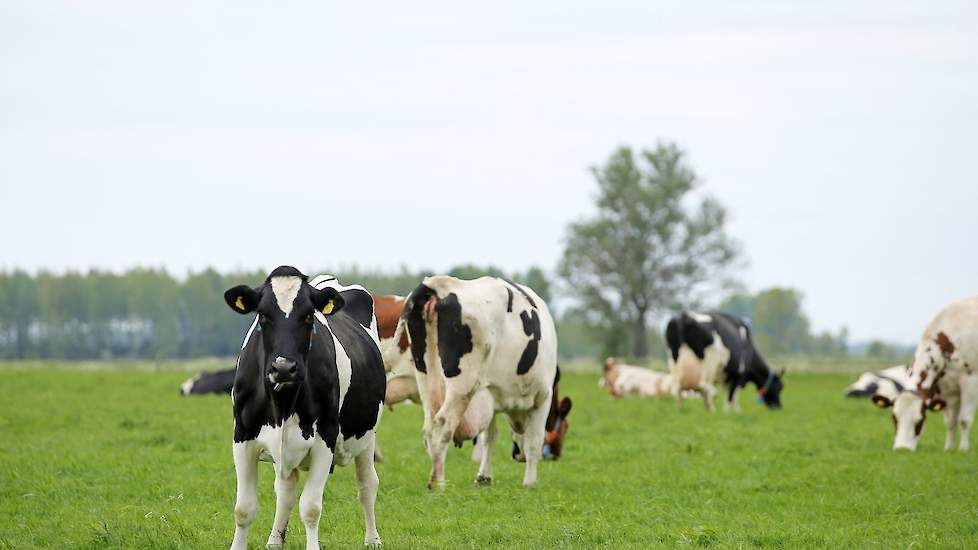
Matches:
[317,316,353,412]
[892,392,925,451]
[270,276,303,317]
[688,311,713,323]
[180,374,199,395]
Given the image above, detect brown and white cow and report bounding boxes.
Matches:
[600,357,673,398]
[374,295,419,407]
[402,276,558,487]
[872,296,978,451]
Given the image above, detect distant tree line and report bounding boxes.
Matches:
[0,141,865,362]
[0,266,551,360]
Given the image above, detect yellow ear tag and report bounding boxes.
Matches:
[235,296,245,311]
[933,402,943,411]
[874,400,886,409]
[322,300,334,315]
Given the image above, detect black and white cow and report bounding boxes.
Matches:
[873,296,978,451]
[180,368,235,395]
[223,267,385,549]
[401,275,557,488]
[844,365,911,398]
[665,311,784,411]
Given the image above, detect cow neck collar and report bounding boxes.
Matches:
[757,370,776,397]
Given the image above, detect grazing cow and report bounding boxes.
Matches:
[223,267,385,549]
[600,357,673,398]
[665,311,784,411]
[872,296,978,451]
[180,368,235,395]
[844,365,911,398]
[402,275,557,487]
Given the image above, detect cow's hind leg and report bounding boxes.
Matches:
[266,468,298,548]
[476,414,498,484]
[427,391,470,489]
[299,442,334,550]
[701,383,717,412]
[944,401,961,451]
[230,443,259,550]
[355,434,382,546]
[518,400,551,487]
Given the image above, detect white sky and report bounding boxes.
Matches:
[1,2,976,343]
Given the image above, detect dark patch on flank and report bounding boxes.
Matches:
[517,309,541,375]
[503,278,537,309]
[436,293,473,378]
[404,284,436,374]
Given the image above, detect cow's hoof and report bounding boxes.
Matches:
[364,536,382,547]
[266,544,284,550]
[427,480,446,491]
[475,475,492,486]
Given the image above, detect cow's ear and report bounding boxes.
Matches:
[558,397,572,416]
[311,287,345,316]
[871,394,893,409]
[928,398,947,412]
[224,285,260,314]
[777,368,786,378]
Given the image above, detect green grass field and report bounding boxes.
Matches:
[1,362,976,549]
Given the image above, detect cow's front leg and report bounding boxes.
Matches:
[943,401,960,451]
[354,434,381,547]
[700,383,718,412]
[476,414,498,484]
[519,400,551,487]
[957,390,977,451]
[266,468,298,548]
[230,442,259,550]
[299,442,334,550]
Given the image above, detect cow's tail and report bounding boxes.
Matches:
[403,282,445,413]
[382,317,407,373]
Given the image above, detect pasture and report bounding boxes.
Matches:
[1,361,976,549]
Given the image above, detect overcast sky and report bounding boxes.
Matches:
[1,2,976,343]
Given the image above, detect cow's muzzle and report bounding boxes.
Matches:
[268,356,300,389]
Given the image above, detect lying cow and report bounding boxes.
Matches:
[844,365,911,398]
[223,267,385,548]
[403,275,557,487]
[872,296,978,451]
[180,368,234,395]
[600,357,673,398]
[665,311,784,411]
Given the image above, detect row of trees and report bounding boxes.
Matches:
[0,266,550,360]
[0,141,869,361]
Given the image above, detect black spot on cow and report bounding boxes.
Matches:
[506,287,514,313]
[517,309,541,375]
[436,293,473,378]
[322,313,385,440]
[337,288,375,328]
[503,278,537,309]
[404,284,436,374]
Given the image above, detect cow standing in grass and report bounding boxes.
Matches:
[872,296,978,451]
[402,276,557,487]
[223,267,385,549]
[665,311,784,411]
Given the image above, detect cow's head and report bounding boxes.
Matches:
[757,368,785,409]
[543,397,573,460]
[911,331,955,400]
[872,389,946,451]
[224,266,344,391]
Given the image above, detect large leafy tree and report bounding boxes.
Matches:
[559,142,738,358]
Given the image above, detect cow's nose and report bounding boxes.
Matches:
[272,357,297,378]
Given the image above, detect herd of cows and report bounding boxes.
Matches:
[178,266,978,548]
